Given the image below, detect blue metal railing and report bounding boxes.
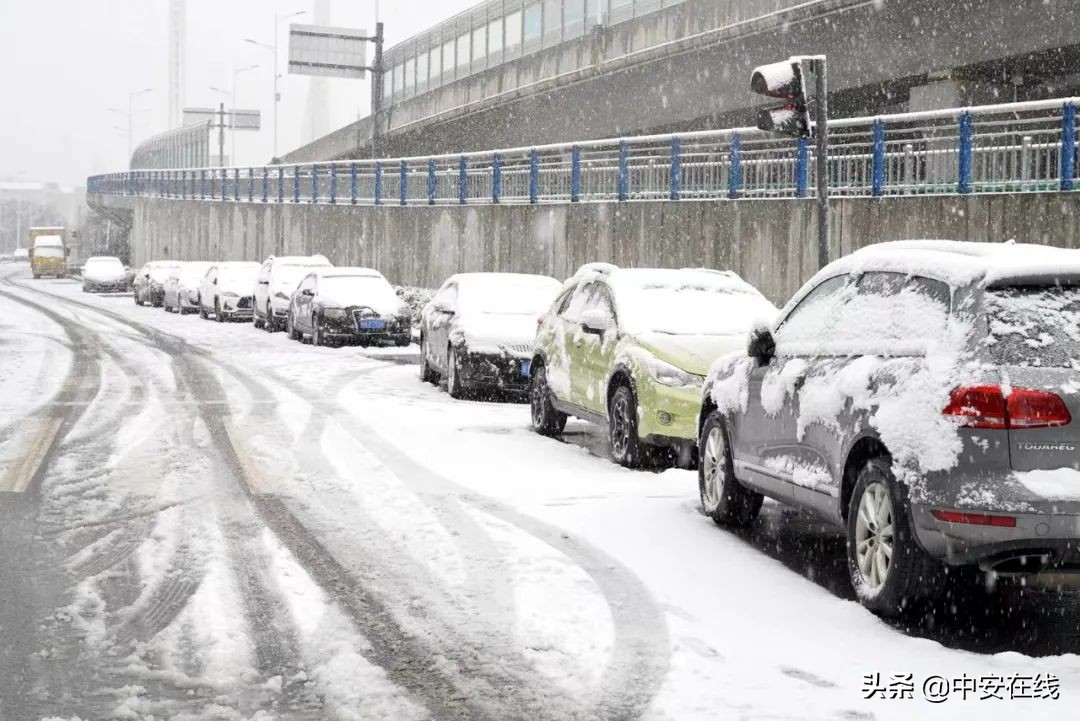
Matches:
[89,97,1080,205]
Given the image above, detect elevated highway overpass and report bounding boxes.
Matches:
[283,0,1080,163]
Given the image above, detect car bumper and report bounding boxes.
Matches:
[635,376,702,443]
[457,350,533,391]
[911,502,1080,572]
[322,316,410,343]
[84,280,128,292]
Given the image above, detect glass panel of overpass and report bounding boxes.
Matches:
[404,56,415,97]
[542,0,562,47]
[523,2,542,51]
[488,17,504,63]
[456,31,470,71]
[442,40,455,84]
[564,0,586,39]
[472,24,487,62]
[505,9,523,54]
[609,0,634,24]
[417,51,429,94]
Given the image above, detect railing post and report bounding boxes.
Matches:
[617,140,629,201]
[871,118,886,197]
[529,149,540,204]
[262,167,269,203]
[903,143,915,193]
[248,168,254,202]
[311,164,319,204]
[330,164,337,205]
[428,159,437,205]
[492,153,502,203]
[571,145,581,202]
[670,137,682,200]
[795,138,810,198]
[375,162,383,205]
[400,160,409,206]
[277,167,284,203]
[200,170,206,200]
[1021,136,1033,184]
[1061,103,1076,191]
[234,168,240,201]
[294,168,301,203]
[958,111,973,194]
[459,156,468,205]
[728,133,742,199]
[351,163,359,205]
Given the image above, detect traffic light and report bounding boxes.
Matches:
[750,59,811,138]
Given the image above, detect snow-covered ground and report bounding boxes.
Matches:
[0,264,1076,721]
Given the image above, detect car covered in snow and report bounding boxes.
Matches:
[198,262,261,322]
[12,248,29,263]
[700,240,1080,616]
[530,266,777,469]
[285,267,411,347]
[163,261,213,313]
[134,261,180,307]
[253,254,332,331]
[419,272,562,398]
[81,256,128,293]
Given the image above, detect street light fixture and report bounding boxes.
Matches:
[110,88,154,164]
[245,9,307,160]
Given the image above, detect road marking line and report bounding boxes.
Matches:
[0,416,64,493]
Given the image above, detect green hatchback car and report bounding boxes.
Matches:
[529,266,777,468]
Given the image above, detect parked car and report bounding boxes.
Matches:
[530,266,777,469]
[699,240,1080,616]
[253,255,332,331]
[163,261,213,313]
[134,261,181,306]
[12,248,29,263]
[199,261,261,321]
[286,267,411,347]
[82,256,128,293]
[420,272,562,398]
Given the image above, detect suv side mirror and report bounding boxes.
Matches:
[301,288,314,297]
[432,300,454,314]
[581,308,613,335]
[747,327,776,366]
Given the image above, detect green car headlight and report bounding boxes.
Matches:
[646,355,704,388]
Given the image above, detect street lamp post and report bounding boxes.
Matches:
[108,87,153,165]
[246,9,306,161]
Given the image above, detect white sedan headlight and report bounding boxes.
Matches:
[645,355,704,388]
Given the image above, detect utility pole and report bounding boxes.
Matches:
[370,22,385,158]
[217,102,226,165]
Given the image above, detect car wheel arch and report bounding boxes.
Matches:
[841,435,890,522]
[607,365,637,409]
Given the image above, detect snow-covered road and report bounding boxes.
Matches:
[0,264,1077,721]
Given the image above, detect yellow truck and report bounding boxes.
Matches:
[29,226,67,279]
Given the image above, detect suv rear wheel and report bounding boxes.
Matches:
[608,384,644,468]
[530,363,567,437]
[846,457,938,617]
[699,410,762,526]
[420,336,438,384]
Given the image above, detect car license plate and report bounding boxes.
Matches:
[521,360,531,378]
[359,319,386,330]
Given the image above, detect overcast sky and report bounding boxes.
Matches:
[0,0,478,187]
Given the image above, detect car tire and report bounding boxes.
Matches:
[420,336,438,384]
[215,300,224,323]
[287,313,301,341]
[608,384,645,468]
[199,305,209,319]
[447,345,466,399]
[265,303,277,333]
[253,310,265,330]
[846,456,939,617]
[395,336,411,347]
[529,362,567,437]
[313,317,326,347]
[698,410,763,527]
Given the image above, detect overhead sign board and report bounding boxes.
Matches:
[289,23,368,79]
[181,107,260,130]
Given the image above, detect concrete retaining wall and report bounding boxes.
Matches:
[122,192,1080,306]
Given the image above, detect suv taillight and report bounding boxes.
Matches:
[943,385,1071,430]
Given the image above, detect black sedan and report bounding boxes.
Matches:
[285,267,411,347]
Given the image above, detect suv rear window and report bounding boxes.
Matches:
[986,285,1080,368]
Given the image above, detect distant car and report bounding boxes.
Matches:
[163,261,213,313]
[134,261,180,306]
[0,253,12,264]
[701,240,1080,616]
[253,255,332,331]
[82,256,128,293]
[199,262,261,321]
[420,273,562,399]
[12,248,29,263]
[286,267,411,347]
[530,266,777,469]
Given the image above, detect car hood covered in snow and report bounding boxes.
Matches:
[84,262,127,282]
[453,312,539,355]
[634,331,746,376]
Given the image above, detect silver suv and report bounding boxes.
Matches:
[700,240,1080,616]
